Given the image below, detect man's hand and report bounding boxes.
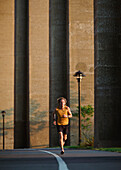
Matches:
[53,120,56,125]
[63,114,68,118]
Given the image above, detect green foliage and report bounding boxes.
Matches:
[95,148,121,153]
[72,105,94,146]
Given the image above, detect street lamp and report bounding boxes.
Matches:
[73,70,86,145]
[1,111,6,150]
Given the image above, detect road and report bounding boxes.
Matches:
[0,148,121,170]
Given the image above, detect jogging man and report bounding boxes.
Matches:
[53,97,72,154]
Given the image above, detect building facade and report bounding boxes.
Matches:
[0,0,94,149]
[94,0,121,147]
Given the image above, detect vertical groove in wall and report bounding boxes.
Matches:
[66,0,70,145]
[66,0,69,98]
[49,0,52,147]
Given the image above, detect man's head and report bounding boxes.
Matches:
[57,97,67,106]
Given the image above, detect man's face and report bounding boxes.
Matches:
[60,99,66,106]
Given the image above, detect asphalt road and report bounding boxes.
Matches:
[0,148,121,170]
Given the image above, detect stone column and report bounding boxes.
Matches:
[94,0,121,147]
[14,0,29,148]
[49,0,69,146]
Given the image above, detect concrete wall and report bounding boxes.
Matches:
[0,0,14,149]
[69,0,94,146]
[14,0,29,149]
[49,0,69,147]
[94,0,121,147]
[0,0,94,148]
[29,0,49,148]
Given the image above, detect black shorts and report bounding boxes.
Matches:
[57,125,69,135]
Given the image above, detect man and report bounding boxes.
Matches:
[53,97,72,154]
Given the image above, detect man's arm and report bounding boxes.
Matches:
[63,106,72,118]
[67,106,72,118]
[53,109,57,125]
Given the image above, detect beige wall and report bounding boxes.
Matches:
[0,0,94,148]
[69,0,94,145]
[29,0,49,148]
[0,0,14,149]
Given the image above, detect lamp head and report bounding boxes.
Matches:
[1,111,6,117]
[73,70,86,79]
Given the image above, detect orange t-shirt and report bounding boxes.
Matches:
[55,106,69,125]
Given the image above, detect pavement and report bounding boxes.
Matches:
[0,148,121,170]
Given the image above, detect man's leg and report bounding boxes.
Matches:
[63,134,67,146]
[63,125,68,146]
[59,132,64,152]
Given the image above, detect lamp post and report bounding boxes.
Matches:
[73,70,85,145]
[1,111,6,150]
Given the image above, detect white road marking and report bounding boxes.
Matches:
[39,150,69,170]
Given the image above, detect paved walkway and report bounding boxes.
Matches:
[0,148,121,170]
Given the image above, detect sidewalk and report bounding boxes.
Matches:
[0,148,121,158]
[0,149,121,170]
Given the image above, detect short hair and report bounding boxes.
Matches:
[57,97,67,104]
